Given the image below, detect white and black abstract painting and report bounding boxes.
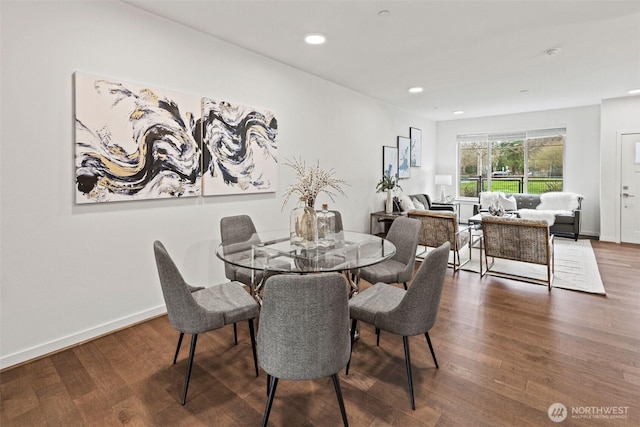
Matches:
[74,72,202,203]
[201,97,278,196]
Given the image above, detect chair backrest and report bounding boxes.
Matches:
[386,216,421,266]
[257,273,350,380]
[408,210,459,249]
[220,215,258,279]
[482,216,550,265]
[153,241,224,333]
[377,242,450,336]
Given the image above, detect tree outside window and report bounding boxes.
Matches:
[458,129,565,198]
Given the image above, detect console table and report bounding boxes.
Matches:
[369,211,402,236]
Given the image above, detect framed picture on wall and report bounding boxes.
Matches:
[410,127,422,167]
[397,136,411,179]
[382,146,398,179]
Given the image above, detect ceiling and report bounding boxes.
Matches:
[126,0,640,122]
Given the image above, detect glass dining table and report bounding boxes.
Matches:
[215,230,396,302]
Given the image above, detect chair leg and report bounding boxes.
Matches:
[376,328,380,346]
[332,373,349,427]
[173,332,184,364]
[233,322,238,345]
[261,376,279,427]
[402,336,415,410]
[248,319,259,377]
[346,319,357,375]
[181,334,198,405]
[424,332,439,369]
[403,282,408,290]
[266,374,271,396]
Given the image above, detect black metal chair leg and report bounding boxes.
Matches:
[376,328,380,346]
[182,334,198,405]
[403,336,415,410]
[248,319,259,377]
[332,373,349,427]
[346,319,357,375]
[403,282,408,290]
[173,332,184,364]
[233,322,238,345]
[424,332,439,369]
[261,376,279,427]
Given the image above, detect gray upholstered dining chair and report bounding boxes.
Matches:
[358,216,421,290]
[220,215,262,288]
[257,273,351,427]
[153,240,260,405]
[347,242,450,410]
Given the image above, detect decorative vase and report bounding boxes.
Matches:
[290,200,317,248]
[317,203,336,247]
[385,189,393,214]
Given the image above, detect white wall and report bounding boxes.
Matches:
[436,106,602,236]
[599,95,640,242]
[0,1,436,368]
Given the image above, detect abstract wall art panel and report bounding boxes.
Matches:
[201,97,278,196]
[410,127,422,167]
[74,72,202,203]
[382,146,398,179]
[398,136,411,179]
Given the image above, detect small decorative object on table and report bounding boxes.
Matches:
[317,203,336,247]
[283,158,347,248]
[488,202,505,217]
[376,175,402,214]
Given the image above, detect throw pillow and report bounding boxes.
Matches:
[498,194,517,211]
[399,195,415,212]
[412,199,426,210]
[480,191,505,209]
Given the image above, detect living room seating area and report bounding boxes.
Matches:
[473,191,582,240]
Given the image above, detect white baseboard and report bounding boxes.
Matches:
[0,305,167,370]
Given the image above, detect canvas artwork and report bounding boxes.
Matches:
[398,136,411,179]
[74,72,202,203]
[382,146,398,179]
[201,98,278,195]
[410,127,422,167]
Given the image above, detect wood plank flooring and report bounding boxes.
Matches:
[2,240,639,426]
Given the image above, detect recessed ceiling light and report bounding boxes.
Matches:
[629,88,640,95]
[545,48,561,56]
[305,34,326,45]
[378,10,391,17]
[408,87,423,93]
[453,110,465,115]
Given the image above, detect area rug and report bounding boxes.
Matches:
[445,238,606,294]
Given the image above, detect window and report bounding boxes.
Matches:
[457,128,565,198]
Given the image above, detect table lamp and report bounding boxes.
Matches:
[435,175,452,202]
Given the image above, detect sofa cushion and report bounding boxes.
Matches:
[398,195,415,212]
[537,192,581,211]
[480,191,505,208]
[499,194,518,211]
[412,198,426,210]
[553,213,575,225]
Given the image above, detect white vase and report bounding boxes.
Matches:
[386,189,393,214]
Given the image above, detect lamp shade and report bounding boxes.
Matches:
[434,175,452,186]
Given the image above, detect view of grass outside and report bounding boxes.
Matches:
[458,130,564,198]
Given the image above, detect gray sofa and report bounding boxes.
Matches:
[473,192,582,240]
[407,194,455,212]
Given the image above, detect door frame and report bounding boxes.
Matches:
[616,130,640,243]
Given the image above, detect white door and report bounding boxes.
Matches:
[621,133,640,244]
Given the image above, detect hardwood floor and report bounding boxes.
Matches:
[2,240,639,426]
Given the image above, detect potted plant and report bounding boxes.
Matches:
[376,175,402,214]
